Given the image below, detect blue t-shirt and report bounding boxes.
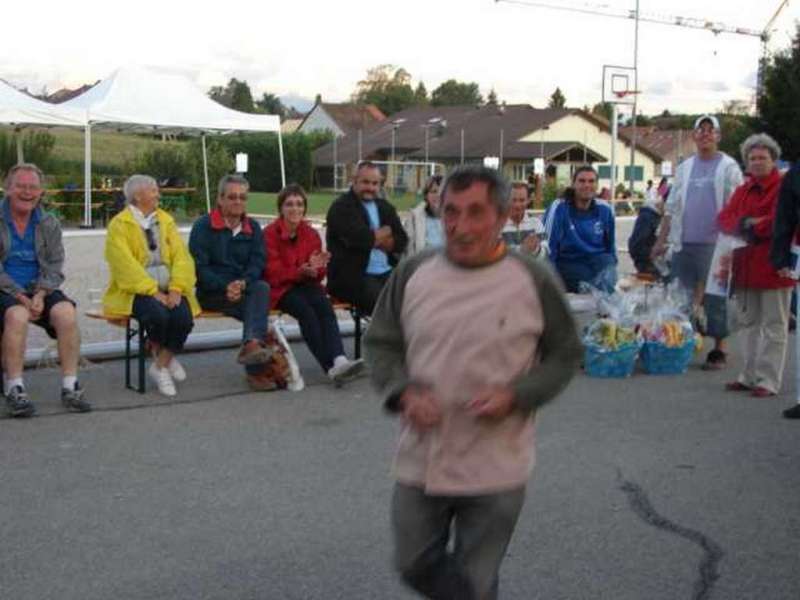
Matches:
[363,200,391,275]
[682,154,723,244]
[425,215,444,249]
[3,203,40,289]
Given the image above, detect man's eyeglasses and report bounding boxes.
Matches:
[144,228,157,251]
[225,194,247,201]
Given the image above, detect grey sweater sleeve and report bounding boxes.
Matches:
[364,250,436,412]
[510,255,583,412]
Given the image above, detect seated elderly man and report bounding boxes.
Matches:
[189,174,273,391]
[0,163,90,417]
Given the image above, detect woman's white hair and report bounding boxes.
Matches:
[740,133,782,163]
[123,174,158,205]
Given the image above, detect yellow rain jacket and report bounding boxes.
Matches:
[103,207,200,317]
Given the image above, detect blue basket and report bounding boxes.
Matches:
[584,342,641,378]
[640,339,696,375]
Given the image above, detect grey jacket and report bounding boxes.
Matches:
[0,200,65,295]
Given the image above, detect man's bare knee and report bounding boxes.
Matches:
[4,305,30,332]
[50,301,77,331]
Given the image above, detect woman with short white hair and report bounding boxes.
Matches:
[103,175,200,397]
[717,133,793,397]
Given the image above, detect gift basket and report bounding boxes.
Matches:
[637,285,701,375]
[581,286,643,378]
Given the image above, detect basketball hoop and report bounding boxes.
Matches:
[613,90,641,101]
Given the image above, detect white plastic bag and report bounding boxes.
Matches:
[271,322,305,392]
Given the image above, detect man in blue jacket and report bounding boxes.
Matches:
[544,166,617,292]
[189,174,273,390]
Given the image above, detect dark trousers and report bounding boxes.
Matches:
[198,280,270,342]
[392,483,525,600]
[278,283,344,372]
[131,295,193,353]
[357,272,391,315]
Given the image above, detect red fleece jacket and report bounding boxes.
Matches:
[718,168,794,289]
[263,218,325,308]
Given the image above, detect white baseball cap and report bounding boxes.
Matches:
[693,114,720,131]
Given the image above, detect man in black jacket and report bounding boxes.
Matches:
[326,161,408,314]
[770,161,800,420]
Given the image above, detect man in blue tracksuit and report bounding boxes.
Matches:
[544,166,617,293]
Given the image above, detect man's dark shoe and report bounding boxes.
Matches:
[6,386,35,418]
[702,349,727,371]
[237,340,272,365]
[61,382,92,413]
[782,404,800,419]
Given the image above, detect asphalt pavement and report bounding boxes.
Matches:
[1,329,798,600]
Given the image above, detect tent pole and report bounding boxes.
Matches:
[201,134,211,213]
[15,129,23,164]
[277,128,286,189]
[83,123,92,228]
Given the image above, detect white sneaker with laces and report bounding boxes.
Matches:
[167,357,187,383]
[328,358,365,384]
[149,363,177,397]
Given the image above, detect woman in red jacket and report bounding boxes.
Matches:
[264,184,363,383]
[717,133,793,397]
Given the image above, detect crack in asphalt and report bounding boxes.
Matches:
[617,470,724,600]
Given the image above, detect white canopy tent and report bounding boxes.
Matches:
[0,79,85,163]
[63,66,285,227]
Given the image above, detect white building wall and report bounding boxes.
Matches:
[518,114,659,193]
[298,106,344,136]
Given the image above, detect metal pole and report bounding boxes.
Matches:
[499,129,504,172]
[424,126,429,164]
[15,129,23,164]
[611,103,618,208]
[540,128,545,164]
[583,130,588,163]
[277,128,286,189]
[83,123,92,228]
[628,0,640,194]
[333,134,338,190]
[357,129,363,161]
[201,134,211,213]
[391,126,397,193]
[460,129,465,165]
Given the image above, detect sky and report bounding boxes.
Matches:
[3,0,798,117]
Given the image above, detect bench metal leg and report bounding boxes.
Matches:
[351,307,362,359]
[125,318,147,394]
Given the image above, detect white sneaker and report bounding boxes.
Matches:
[148,363,176,397]
[328,358,365,384]
[167,357,187,383]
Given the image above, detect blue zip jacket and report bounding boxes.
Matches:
[544,197,617,292]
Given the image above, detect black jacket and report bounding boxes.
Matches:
[628,205,661,274]
[325,189,408,303]
[771,163,800,270]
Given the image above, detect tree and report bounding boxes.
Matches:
[413,82,429,106]
[431,80,483,106]
[208,78,256,113]
[486,89,499,105]
[591,101,613,122]
[759,24,800,160]
[255,92,286,119]
[548,87,566,108]
[352,64,415,115]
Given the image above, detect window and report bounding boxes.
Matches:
[623,166,644,182]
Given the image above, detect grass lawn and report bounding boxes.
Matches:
[247,191,420,217]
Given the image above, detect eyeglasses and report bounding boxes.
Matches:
[144,228,157,251]
[13,184,41,192]
[225,194,247,201]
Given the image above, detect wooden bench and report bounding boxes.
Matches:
[86,302,363,394]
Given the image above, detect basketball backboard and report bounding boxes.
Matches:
[602,65,638,106]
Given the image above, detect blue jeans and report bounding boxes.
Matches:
[278,284,344,372]
[671,244,728,339]
[198,280,270,342]
[131,295,194,353]
[556,254,617,294]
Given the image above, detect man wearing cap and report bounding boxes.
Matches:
[652,115,743,369]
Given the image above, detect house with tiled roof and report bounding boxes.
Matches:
[298,99,386,137]
[313,103,662,193]
[619,126,695,176]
